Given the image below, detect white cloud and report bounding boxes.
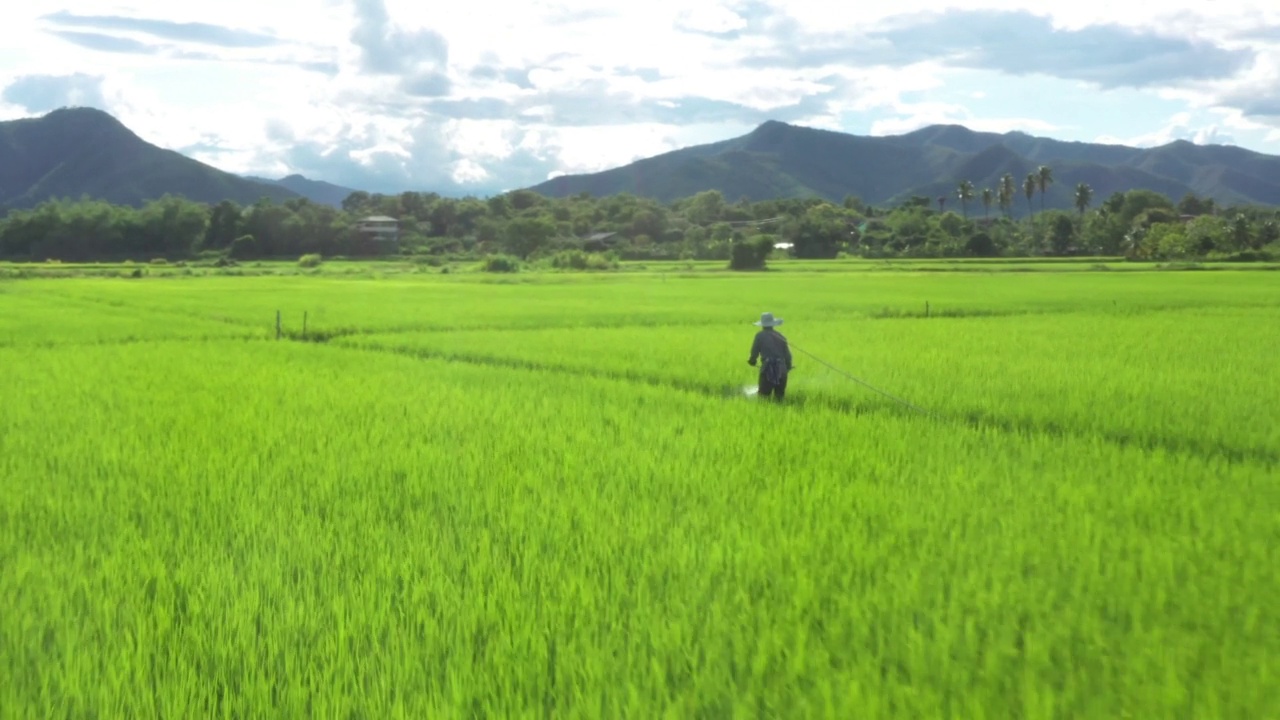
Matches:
[1093,111,1238,147]
[1,0,1278,196]
[675,5,747,34]
[870,101,1061,136]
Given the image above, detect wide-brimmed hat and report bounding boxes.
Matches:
[754,312,783,327]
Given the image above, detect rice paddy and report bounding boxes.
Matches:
[1,265,1276,718]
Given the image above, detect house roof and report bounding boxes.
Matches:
[361,215,398,222]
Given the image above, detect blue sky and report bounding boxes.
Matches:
[2,0,1278,196]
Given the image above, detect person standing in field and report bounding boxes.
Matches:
[748,312,792,401]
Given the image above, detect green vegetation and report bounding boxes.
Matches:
[3,184,1278,267]
[1,267,1276,716]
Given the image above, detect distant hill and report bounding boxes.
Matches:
[528,121,1280,212]
[245,174,360,208]
[0,107,298,210]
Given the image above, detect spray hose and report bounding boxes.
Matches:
[786,341,932,416]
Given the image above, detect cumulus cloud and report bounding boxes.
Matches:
[4,0,1280,197]
[1094,112,1238,147]
[746,9,1254,89]
[675,5,748,36]
[42,11,281,48]
[2,74,108,113]
[39,9,335,75]
[350,0,448,75]
[49,31,156,55]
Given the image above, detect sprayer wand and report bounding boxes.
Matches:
[787,341,932,416]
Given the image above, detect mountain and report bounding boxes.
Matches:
[528,120,1280,211]
[0,107,298,210]
[245,174,359,208]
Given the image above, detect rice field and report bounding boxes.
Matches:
[1,266,1277,718]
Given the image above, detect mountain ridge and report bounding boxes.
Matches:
[244,173,361,208]
[0,107,299,210]
[528,120,1280,211]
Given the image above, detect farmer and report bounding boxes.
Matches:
[748,312,792,401]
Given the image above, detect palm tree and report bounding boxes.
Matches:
[1024,173,1037,220]
[981,188,995,222]
[956,180,975,219]
[1036,165,1054,213]
[999,173,1016,219]
[1074,182,1093,217]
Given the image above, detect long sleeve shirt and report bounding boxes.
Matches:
[749,329,792,369]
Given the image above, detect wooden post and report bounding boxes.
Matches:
[276,310,281,340]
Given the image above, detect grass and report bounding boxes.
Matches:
[1,263,1276,717]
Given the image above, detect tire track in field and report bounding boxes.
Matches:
[306,337,1278,468]
[30,291,269,333]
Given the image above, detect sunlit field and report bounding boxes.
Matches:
[1,266,1276,717]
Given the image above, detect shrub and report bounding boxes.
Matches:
[1212,250,1274,263]
[965,233,998,258]
[481,254,521,273]
[728,236,772,271]
[548,250,618,271]
[298,253,323,268]
[228,235,256,260]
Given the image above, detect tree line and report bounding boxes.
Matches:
[1,176,1277,264]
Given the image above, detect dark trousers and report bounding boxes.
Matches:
[759,371,788,400]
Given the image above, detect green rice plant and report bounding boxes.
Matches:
[23,270,1280,338]
[1,340,1275,717]
[1,268,1277,717]
[336,306,1280,462]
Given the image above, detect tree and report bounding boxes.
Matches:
[1230,214,1254,251]
[981,188,994,222]
[203,200,242,251]
[684,190,725,225]
[228,234,257,259]
[341,191,371,214]
[965,232,997,257]
[1074,183,1093,218]
[502,215,557,259]
[1046,212,1076,255]
[786,203,850,259]
[956,180,975,219]
[937,196,947,213]
[507,189,543,211]
[999,174,1016,219]
[134,195,209,257]
[728,235,772,270]
[1036,165,1054,214]
[1184,215,1228,254]
[428,200,458,237]
[1177,193,1215,217]
[1116,188,1172,226]
[1260,220,1279,248]
[1023,174,1037,221]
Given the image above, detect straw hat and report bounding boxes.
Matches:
[753,312,783,327]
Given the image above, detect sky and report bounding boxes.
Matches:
[2,1,1279,197]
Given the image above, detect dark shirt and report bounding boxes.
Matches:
[749,329,792,369]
